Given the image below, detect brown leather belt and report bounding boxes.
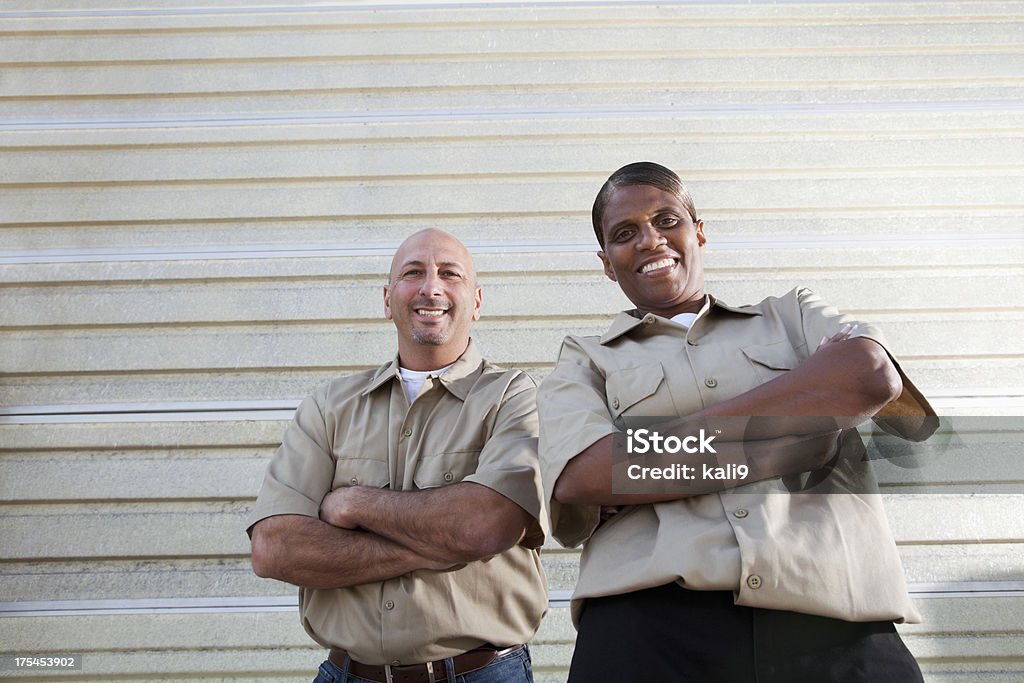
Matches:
[327,645,522,683]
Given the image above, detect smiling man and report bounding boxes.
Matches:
[247,229,547,683]
[538,162,937,682]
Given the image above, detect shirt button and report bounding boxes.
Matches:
[705,378,718,388]
[643,316,655,325]
[687,339,697,346]
[350,477,359,485]
[733,509,748,519]
[391,661,400,667]
[384,600,395,610]
[402,427,412,437]
[443,472,454,482]
[612,398,620,410]
[747,575,763,590]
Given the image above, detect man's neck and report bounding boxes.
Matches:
[396,340,469,372]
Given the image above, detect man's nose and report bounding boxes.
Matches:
[418,270,444,296]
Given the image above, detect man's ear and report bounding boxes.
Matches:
[695,219,707,247]
[598,251,617,282]
[383,285,393,320]
[472,287,482,322]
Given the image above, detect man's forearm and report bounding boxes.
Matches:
[321,482,531,564]
[250,514,451,589]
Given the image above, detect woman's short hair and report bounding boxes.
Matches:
[591,162,698,247]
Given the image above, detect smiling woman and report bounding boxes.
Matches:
[595,177,708,318]
[537,162,939,683]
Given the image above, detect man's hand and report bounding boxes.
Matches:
[320,486,368,530]
[318,481,533,565]
[250,514,457,589]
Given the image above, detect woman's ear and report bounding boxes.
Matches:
[598,251,617,282]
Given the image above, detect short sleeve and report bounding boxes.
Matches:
[536,337,617,548]
[794,287,938,442]
[245,392,337,535]
[461,371,549,547]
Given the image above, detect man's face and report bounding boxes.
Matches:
[385,229,482,354]
[598,184,707,317]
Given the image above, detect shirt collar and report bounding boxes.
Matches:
[599,294,761,345]
[363,338,484,400]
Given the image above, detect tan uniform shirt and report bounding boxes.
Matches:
[247,340,548,665]
[538,288,935,627]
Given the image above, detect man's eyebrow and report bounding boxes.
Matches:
[390,259,422,281]
[393,259,470,276]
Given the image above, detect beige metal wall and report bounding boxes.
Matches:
[1,1,1022,680]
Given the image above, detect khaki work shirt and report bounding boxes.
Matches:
[247,340,548,665]
[538,288,936,627]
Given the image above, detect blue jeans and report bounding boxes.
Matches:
[313,646,533,683]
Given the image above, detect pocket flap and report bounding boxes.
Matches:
[413,449,480,489]
[741,342,797,371]
[605,362,666,418]
[334,458,390,488]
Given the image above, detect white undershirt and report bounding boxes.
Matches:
[399,364,453,403]
[671,312,699,329]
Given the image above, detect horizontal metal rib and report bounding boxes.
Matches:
[1,583,1021,617]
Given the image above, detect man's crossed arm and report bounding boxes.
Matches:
[250,482,532,590]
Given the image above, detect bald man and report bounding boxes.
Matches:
[248,229,547,683]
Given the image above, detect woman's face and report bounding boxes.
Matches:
[597,184,707,317]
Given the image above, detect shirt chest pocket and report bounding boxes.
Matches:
[604,362,669,419]
[333,458,390,489]
[741,341,799,384]
[413,449,480,489]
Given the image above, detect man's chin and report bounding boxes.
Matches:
[410,329,450,346]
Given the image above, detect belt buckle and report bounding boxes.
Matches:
[382,661,436,683]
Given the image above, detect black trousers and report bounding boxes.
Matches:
[568,583,924,683]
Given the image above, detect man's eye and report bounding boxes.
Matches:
[613,229,635,243]
[657,215,679,227]
[403,270,422,277]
